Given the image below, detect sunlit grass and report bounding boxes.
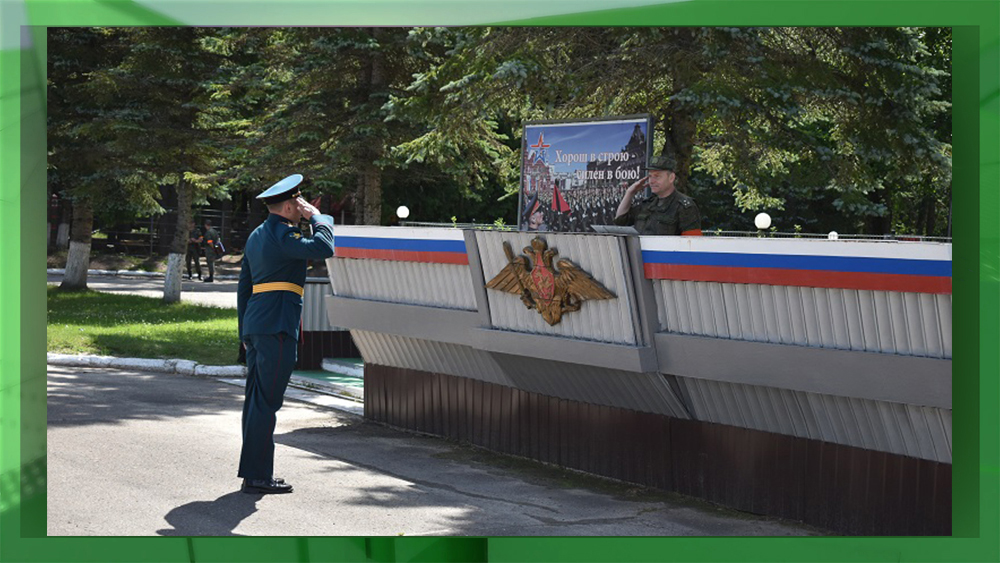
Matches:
[47,287,240,365]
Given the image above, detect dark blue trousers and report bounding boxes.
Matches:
[238,333,297,480]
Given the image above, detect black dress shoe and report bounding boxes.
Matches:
[203,277,214,283]
[242,478,292,494]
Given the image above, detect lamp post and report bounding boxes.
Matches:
[754,212,771,237]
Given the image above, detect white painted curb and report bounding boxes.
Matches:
[47,353,246,377]
[321,358,365,378]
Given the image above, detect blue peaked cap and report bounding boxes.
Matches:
[257,174,303,204]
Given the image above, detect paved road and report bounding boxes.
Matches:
[47,273,238,308]
[47,365,821,537]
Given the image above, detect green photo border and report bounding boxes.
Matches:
[1,1,996,561]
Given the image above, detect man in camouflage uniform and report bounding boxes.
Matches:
[201,219,220,282]
[613,155,702,236]
[186,219,203,280]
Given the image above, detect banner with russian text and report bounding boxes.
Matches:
[518,115,653,232]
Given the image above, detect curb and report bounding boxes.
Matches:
[321,358,365,378]
[47,353,365,416]
[46,353,246,377]
[46,269,239,281]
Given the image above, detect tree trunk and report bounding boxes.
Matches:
[163,179,194,303]
[664,29,699,194]
[59,197,93,291]
[359,28,387,226]
[361,164,382,225]
[922,195,936,236]
[56,198,72,248]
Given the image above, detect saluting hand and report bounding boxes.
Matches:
[296,197,320,220]
[626,175,649,195]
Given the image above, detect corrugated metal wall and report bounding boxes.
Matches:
[350,330,512,387]
[327,259,477,310]
[302,281,342,331]
[676,376,952,463]
[351,330,689,418]
[654,281,952,359]
[490,354,690,419]
[476,231,639,345]
[366,365,952,536]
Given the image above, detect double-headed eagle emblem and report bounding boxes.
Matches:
[485,237,616,325]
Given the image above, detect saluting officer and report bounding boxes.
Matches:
[237,174,335,495]
[613,155,702,236]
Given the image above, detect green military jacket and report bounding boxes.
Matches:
[188,227,203,250]
[202,227,221,257]
[613,190,701,235]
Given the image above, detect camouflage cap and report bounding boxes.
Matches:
[641,155,676,171]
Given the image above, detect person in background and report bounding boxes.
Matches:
[201,219,220,282]
[186,219,203,280]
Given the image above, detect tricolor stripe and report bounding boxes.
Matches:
[642,251,951,294]
[335,236,468,265]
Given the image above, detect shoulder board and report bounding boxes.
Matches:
[677,193,695,208]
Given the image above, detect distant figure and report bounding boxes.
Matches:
[237,174,335,495]
[201,219,221,282]
[186,219,203,280]
[614,155,702,236]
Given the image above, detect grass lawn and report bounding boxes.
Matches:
[47,287,240,365]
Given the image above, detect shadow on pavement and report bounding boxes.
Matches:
[47,367,244,428]
[157,491,260,536]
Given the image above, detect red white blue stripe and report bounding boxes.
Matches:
[333,226,468,265]
[640,237,952,294]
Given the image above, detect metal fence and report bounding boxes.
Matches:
[87,208,261,256]
[400,222,952,243]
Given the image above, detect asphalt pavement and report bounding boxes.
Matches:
[46,364,821,537]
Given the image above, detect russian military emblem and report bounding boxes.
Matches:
[486,237,616,325]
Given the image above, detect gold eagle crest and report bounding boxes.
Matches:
[485,237,616,325]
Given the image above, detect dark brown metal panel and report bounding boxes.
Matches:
[470,378,482,446]
[458,376,469,443]
[785,435,809,523]
[363,366,950,536]
[843,446,869,534]
[297,330,361,370]
[570,400,585,473]
[491,383,504,452]
[558,399,570,470]
[930,460,952,535]
[499,385,513,455]
[542,394,553,464]
[577,402,592,476]
[896,454,921,536]
[518,388,531,459]
[864,450,888,535]
[446,373,458,441]
[596,405,611,478]
[429,372,441,436]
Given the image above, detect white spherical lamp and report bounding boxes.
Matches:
[754,212,771,230]
[396,205,410,219]
[828,231,839,240]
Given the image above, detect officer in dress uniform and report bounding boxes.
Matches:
[237,174,335,494]
[613,155,702,236]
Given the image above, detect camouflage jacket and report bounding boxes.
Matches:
[613,190,701,235]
